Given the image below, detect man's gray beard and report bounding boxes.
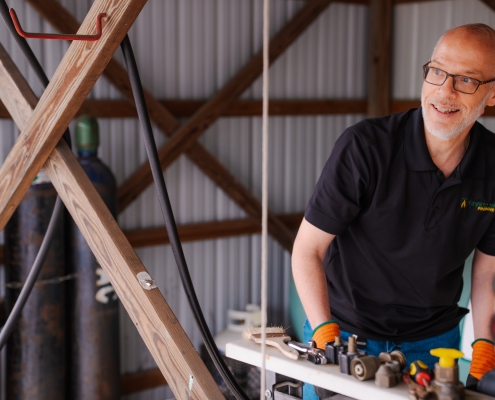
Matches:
[421,89,490,141]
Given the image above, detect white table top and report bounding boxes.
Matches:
[226,339,494,400]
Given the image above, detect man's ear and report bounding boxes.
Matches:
[485,85,495,107]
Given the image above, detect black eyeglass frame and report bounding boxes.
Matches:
[422,61,495,94]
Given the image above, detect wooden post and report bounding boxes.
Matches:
[367,0,393,118]
[0,42,224,400]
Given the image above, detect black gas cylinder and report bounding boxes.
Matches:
[5,170,66,400]
[66,115,120,399]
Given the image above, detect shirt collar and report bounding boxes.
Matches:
[404,107,485,180]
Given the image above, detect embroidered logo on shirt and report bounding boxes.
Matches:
[461,198,495,212]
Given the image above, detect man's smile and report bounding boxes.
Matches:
[431,103,460,115]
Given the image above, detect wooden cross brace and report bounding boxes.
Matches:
[0,0,223,398]
[0,0,339,396]
[24,0,335,253]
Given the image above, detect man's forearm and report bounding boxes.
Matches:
[292,250,332,329]
[471,249,495,341]
[291,219,336,330]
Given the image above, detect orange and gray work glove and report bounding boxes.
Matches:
[312,320,340,350]
[467,339,495,388]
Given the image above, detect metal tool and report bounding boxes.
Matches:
[287,339,327,365]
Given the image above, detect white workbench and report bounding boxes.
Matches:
[226,339,494,400]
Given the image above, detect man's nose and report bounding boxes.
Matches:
[437,75,458,97]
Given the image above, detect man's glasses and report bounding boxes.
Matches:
[423,61,495,94]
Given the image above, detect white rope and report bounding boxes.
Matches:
[260,0,270,398]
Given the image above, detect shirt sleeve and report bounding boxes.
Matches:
[477,218,495,256]
[304,128,374,235]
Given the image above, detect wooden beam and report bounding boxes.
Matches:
[117,0,333,213]
[391,99,420,113]
[480,1,495,14]
[0,24,224,400]
[0,0,148,230]
[8,98,495,119]
[159,99,368,117]
[335,0,368,4]
[52,142,225,400]
[300,0,453,4]
[394,0,448,3]
[2,98,369,118]
[26,0,296,253]
[125,212,303,248]
[391,100,495,116]
[0,213,304,264]
[122,368,167,396]
[367,0,393,117]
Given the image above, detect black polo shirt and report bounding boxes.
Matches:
[305,107,495,341]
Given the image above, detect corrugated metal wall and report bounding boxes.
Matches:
[0,0,493,399]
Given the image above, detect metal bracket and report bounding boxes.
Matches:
[10,8,106,41]
[136,272,157,290]
[273,381,303,400]
[265,370,303,399]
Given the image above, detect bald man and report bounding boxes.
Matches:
[293,24,495,398]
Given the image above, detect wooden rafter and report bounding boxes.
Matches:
[2,98,495,118]
[3,98,495,118]
[307,0,449,4]
[480,1,495,12]
[0,212,304,264]
[116,0,333,214]
[122,368,167,396]
[0,6,224,400]
[393,0,448,3]
[125,212,304,248]
[25,0,301,253]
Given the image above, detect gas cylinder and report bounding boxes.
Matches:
[66,115,120,399]
[5,169,66,400]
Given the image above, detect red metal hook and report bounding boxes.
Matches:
[10,8,106,41]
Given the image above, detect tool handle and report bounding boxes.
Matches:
[250,334,300,360]
[265,337,299,360]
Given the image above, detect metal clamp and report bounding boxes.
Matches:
[10,8,106,41]
[136,272,157,290]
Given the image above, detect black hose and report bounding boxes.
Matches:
[0,1,71,145]
[120,35,249,400]
[0,197,64,347]
[0,2,48,86]
[0,0,70,350]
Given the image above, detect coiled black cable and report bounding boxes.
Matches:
[0,0,71,350]
[121,35,249,400]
